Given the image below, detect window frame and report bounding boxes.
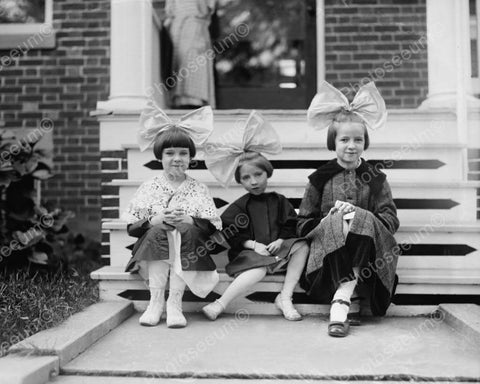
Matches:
[0,0,55,49]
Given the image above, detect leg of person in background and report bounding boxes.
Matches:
[202,267,267,321]
[139,260,169,326]
[275,241,310,321]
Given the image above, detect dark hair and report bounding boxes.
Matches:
[326,110,369,151]
[234,151,274,183]
[153,127,196,159]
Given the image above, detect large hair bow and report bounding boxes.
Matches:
[307,81,387,131]
[204,110,282,188]
[137,100,214,151]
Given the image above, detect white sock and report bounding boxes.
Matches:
[166,269,187,328]
[330,273,358,322]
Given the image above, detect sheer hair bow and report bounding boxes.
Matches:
[137,100,214,151]
[204,110,282,188]
[307,81,387,131]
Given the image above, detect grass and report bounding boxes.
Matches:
[0,260,100,357]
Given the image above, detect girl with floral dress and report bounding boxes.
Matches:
[122,102,221,328]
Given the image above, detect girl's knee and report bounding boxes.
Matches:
[176,222,196,234]
[251,266,267,276]
[294,241,310,255]
[145,225,168,239]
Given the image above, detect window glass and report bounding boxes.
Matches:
[0,0,46,24]
[214,0,306,90]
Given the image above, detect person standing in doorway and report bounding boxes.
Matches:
[165,0,217,109]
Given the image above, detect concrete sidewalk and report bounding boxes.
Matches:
[59,311,480,382]
[2,303,479,384]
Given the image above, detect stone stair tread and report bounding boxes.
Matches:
[106,179,480,188]
[90,266,480,285]
[8,301,134,365]
[101,218,480,232]
[50,378,471,384]
[121,142,467,149]
[60,313,480,381]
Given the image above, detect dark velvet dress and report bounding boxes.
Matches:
[221,192,304,277]
[297,159,400,316]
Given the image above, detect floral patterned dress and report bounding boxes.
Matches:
[122,173,222,298]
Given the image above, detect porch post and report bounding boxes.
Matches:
[316,0,325,89]
[420,0,480,109]
[97,0,154,112]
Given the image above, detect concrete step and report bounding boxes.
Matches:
[92,251,480,301]
[49,378,474,384]
[59,311,480,382]
[124,142,465,182]
[110,179,480,222]
[100,220,480,295]
[103,220,480,263]
[8,301,134,365]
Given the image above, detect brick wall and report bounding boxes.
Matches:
[0,0,110,239]
[325,0,428,108]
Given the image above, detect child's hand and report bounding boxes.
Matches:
[266,239,284,255]
[171,214,194,225]
[163,208,194,226]
[254,242,271,256]
[149,210,175,231]
[329,200,355,216]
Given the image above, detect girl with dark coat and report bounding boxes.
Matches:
[202,112,309,321]
[299,81,400,337]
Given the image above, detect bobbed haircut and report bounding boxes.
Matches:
[326,110,370,151]
[153,127,196,159]
[234,151,274,184]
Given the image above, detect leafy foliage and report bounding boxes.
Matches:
[0,128,99,269]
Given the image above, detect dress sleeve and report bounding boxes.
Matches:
[297,182,323,237]
[220,202,250,250]
[121,180,154,225]
[127,219,151,238]
[278,195,298,239]
[370,179,400,235]
[196,183,222,231]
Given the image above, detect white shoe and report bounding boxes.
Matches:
[139,289,165,326]
[202,300,225,321]
[166,290,187,328]
[275,293,302,321]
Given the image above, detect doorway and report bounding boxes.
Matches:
[212,0,317,109]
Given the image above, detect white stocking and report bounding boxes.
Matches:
[330,267,360,322]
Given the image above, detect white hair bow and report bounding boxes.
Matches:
[204,110,282,188]
[307,81,387,131]
[137,100,214,151]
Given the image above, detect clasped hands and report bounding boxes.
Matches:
[149,207,193,230]
[245,239,284,256]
